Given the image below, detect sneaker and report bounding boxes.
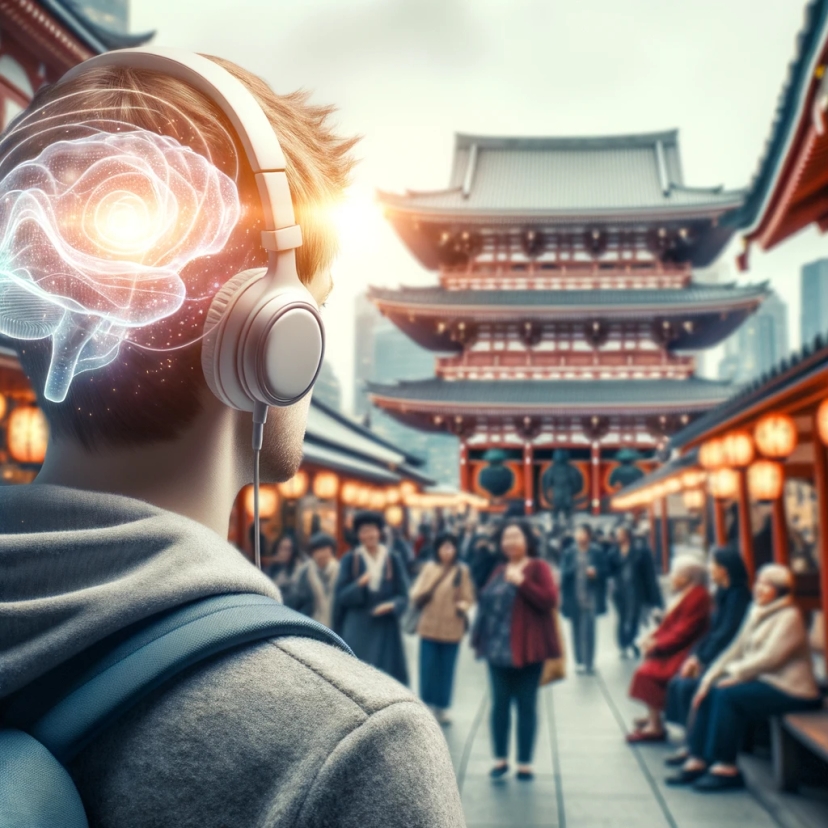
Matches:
[665,767,706,786]
[664,749,690,767]
[490,764,509,780]
[516,769,534,781]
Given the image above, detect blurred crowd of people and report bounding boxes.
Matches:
[255,510,824,792]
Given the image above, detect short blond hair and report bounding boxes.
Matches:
[3,57,358,449]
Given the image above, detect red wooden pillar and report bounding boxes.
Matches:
[812,412,828,661]
[713,498,727,547]
[648,502,657,556]
[660,496,670,574]
[459,441,470,492]
[523,443,534,516]
[771,496,790,566]
[591,442,601,515]
[737,469,756,583]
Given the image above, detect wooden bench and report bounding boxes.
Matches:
[771,709,828,792]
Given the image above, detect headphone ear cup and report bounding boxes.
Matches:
[201,268,266,411]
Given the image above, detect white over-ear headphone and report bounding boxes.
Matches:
[62,47,325,414]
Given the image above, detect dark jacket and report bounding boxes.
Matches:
[607,541,663,611]
[332,549,410,685]
[694,584,752,667]
[469,541,506,592]
[560,543,609,618]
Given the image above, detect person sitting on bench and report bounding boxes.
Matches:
[666,564,822,792]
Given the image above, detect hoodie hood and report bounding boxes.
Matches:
[0,484,280,699]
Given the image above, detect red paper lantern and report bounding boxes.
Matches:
[312,472,339,500]
[747,460,784,502]
[816,400,828,446]
[277,470,309,500]
[708,468,739,500]
[754,413,797,458]
[699,438,726,470]
[7,406,48,464]
[683,489,705,511]
[720,430,755,469]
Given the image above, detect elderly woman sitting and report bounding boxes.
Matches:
[666,564,822,792]
[626,555,711,743]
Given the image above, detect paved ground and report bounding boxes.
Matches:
[406,611,828,828]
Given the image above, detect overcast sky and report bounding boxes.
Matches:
[131,0,822,415]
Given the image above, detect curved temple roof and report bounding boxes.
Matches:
[368,377,734,415]
[369,282,767,315]
[378,130,744,220]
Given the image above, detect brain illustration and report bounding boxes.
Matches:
[0,129,241,402]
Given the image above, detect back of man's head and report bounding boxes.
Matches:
[3,58,357,451]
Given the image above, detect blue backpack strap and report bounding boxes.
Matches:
[28,593,352,765]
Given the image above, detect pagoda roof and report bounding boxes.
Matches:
[725,0,828,254]
[377,130,744,221]
[368,377,732,415]
[369,282,767,316]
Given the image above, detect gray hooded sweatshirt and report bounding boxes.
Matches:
[0,485,466,828]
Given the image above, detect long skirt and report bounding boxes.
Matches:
[629,659,672,710]
[419,638,460,709]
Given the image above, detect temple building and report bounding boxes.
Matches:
[370,130,766,513]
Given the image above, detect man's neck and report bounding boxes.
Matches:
[34,407,242,538]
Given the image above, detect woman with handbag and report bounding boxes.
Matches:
[471,519,561,782]
[410,532,476,724]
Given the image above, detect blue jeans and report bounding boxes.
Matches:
[665,675,701,727]
[488,662,544,764]
[688,680,822,765]
[570,605,596,669]
[419,638,460,709]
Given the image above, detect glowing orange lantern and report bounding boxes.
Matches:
[747,460,784,502]
[400,481,418,500]
[665,477,682,495]
[816,399,828,446]
[277,470,309,500]
[7,406,48,464]
[356,485,372,507]
[0,393,7,422]
[708,468,739,500]
[244,485,278,517]
[683,489,705,511]
[681,469,706,489]
[699,438,726,470]
[368,489,387,510]
[341,481,360,506]
[754,413,797,458]
[385,505,404,527]
[721,430,755,469]
[312,472,339,500]
[385,487,402,505]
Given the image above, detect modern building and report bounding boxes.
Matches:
[370,130,765,512]
[718,290,789,383]
[312,361,343,412]
[801,259,828,346]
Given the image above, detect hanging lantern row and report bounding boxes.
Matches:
[243,485,279,518]
[7,405,49,465]
[817,399,828,446]
[747,459,784,502]
[611,468,708,512]
[754,413,797,458]
[707,468,739,500]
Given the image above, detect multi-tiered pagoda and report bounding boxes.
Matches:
[369,131,766,514]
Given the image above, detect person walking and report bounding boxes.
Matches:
[292,532,341,628]
[410,532,475,724]
[560,524,608,674]
[333,511,410,685]
[609,525,663,658]
[472,519,560,781]
[264,533,304,609]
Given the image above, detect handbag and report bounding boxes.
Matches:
[539,608,567,686]
[402,565,456,636]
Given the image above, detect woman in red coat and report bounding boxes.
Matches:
[472,519,560,781]
[626,555,711,743]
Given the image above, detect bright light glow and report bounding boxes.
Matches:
[330,188,385,252]
[0,127,240,402]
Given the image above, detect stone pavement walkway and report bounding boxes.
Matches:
[406,612,828,828]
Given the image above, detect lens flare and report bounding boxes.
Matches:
[0,127,241,402]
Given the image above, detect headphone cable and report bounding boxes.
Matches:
[252,402,268,571]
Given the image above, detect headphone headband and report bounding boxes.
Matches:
[60,47,299,245]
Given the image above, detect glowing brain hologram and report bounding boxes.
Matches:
[0,127,241,402]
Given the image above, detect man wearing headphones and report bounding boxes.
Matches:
[0,50,465,827]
